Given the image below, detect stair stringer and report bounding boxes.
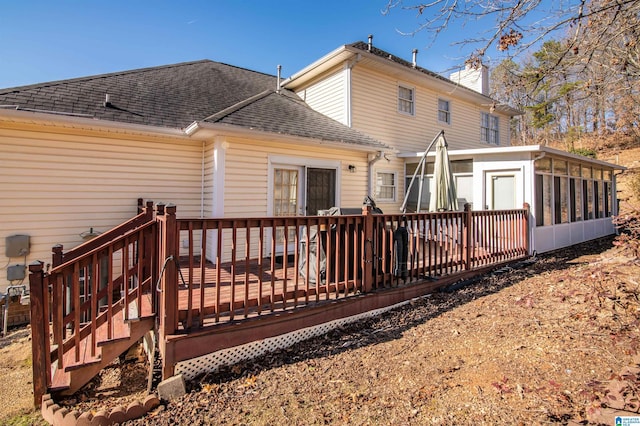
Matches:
[58,317,156,396]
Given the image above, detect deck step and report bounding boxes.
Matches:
[63,334,102,371]
[48,294,156,396]
[124,292,154,322]
[49,363,70,393]
[96,308,132,347]
[59,316,155,395]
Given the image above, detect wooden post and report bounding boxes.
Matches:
[361,204,374,293]
[137,198,144,214]
[158,203,178,379]
[463,203,473,271]
[144,200,154,220]
[523,202,531,255]
[52,244,63,268]
[29,261,49,408]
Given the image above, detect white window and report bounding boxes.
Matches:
[438,99,450,124]
[398,85,414,115]
[376,171,397,202]
[481,112,499,145]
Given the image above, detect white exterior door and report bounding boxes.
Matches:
[486,172,517,210]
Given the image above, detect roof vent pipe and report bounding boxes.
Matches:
[276,65,282,93]
[412,49,418,68]
[368,34,373,52]
[103,94,112,108]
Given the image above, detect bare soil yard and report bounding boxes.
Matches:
[116,236,637,425]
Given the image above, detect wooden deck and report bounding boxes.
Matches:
[176,258,365,328]
[30,201,530,406]
[174,237,478,329]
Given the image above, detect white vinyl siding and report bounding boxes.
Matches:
[296,69,348,125]
[223,136,369,217]
[203,140,215,217]
[0,126,203,291]
[350,66,512,153]
[218,136,369,262]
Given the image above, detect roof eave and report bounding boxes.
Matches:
[189,121,393,153]
[398,144,625,170]
[0,108,190,138]
[284,44,523,116]
[281,46,356,90]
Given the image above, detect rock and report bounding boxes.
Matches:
[158,374,187,401]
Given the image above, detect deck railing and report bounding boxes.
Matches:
[159,203,530,333]
[29,202,158,405]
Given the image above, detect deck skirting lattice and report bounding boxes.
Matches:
[175,299,410,380]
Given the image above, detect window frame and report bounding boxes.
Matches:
[437,98,451,124]
[481,112,499,145]
[375,170,398,203]
[535,157,614,227]
[397,84,415,116]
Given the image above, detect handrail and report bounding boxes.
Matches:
[50,220,157,273]
[57,200,154,265]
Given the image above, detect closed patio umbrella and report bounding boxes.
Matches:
[429,135,458,212]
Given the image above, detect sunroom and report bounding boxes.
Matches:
[399,145,624,254]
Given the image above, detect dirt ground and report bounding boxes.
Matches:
[115,236,637,425]
[2,234,630,425]
[1,145,639,425]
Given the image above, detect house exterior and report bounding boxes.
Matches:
[0,38,623,293]
[281,38,624,254]
[0,60,389,293]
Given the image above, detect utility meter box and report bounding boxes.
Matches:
[7,264,26,281]
[5,235,30,257]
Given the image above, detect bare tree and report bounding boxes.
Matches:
[387,0,640,142]
[384,0,640,77]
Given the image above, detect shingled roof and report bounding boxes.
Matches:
[0,60,387,149]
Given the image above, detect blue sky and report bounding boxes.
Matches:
[0,1,559,89]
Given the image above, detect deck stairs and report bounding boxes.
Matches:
[49,293,155,396]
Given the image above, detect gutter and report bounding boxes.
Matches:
[367,151,389,197]
[397,144,626,170]
[0,108,188,138]
[186,121,392,153]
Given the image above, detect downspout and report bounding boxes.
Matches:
[200,141,205,218]
[368,151,386,198]
[344,53,361,128]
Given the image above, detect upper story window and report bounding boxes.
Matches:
[481,112,499,145]
[398,85,415,115]
[438,99,450,124]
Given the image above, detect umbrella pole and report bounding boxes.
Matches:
[400,130,445,214]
